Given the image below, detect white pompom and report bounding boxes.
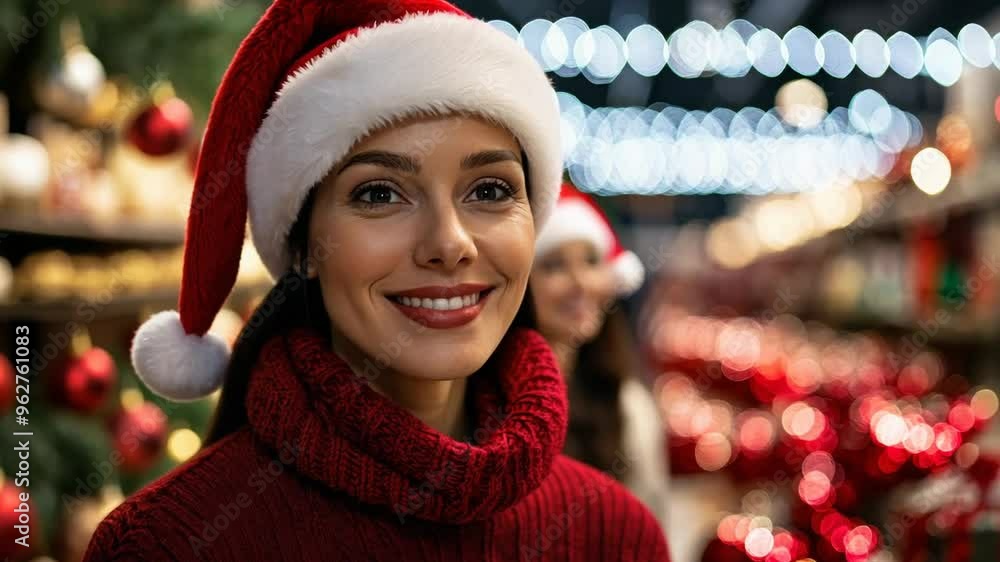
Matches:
[130,310,230,402]
[612,250,645,297]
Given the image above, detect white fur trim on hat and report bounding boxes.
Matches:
[534,199,614,260]
[247,11,563,279]
[130,310,230,401]
[612,250,645,297]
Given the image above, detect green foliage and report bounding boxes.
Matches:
[3,0,271,120]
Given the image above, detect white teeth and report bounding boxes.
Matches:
[393,292,483,310]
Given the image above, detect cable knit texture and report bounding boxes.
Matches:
[84,327,670,561]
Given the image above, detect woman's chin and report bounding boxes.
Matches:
[393,352,490,381]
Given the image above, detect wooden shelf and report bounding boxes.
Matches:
[809,310,999,346]
[0,283,270,323]
[863,157,1000,232]
[746,156,1000,267]
[0,213,185,245]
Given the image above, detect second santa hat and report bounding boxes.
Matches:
[534,183,646,297]
[130,0,563,402]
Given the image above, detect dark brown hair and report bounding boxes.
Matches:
[559,304,637,478]
[202,187,328,446]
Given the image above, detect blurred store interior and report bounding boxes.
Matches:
[1,0,1000,560]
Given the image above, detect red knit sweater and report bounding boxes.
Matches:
[84,327,670,561]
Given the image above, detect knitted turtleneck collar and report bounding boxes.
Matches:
[245,325,568,524]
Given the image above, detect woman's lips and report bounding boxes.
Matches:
[387,288,493,329]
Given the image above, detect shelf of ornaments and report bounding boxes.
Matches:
[0,242,272,322]
[791,243,1000,345]
[738,150,1000,273]
[1,69,201,244]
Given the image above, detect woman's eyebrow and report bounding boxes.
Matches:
[460,149,522,170]
[337,150,420,174]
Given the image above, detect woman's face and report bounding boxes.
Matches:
[308,115,534,382]
[529,240,615,346]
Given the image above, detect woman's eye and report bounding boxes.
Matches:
[352,183,402,207]
[467,180,515,203]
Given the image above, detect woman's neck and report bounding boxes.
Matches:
[370,375,468,438]
[549,339,579,379]
[329,332,468,438]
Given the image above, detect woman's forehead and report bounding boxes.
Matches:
[351,114,522,156]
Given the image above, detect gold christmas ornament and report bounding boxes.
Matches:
[80,80,122,128]
[15,251,74,301]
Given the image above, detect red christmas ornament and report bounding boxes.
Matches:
[57,348,117,413]
[0,354,16,416]
[126,97,193,156]
[0,481,35,561]
[110,402,168,472]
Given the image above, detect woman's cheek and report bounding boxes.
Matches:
[490,210,535,282]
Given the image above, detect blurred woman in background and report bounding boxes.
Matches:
[530,183,671,528]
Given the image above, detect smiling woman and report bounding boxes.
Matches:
[82,1,670,561]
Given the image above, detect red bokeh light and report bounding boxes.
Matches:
[933,423,961,454]
[782,402,827,442]
[872,410,907,446]
[843,524,877,558]
[739,412,777,454]
[802,451,836,479]
[947,402,976,432]
[799,471,833,507]
[744,527,775,559]
[718,514,746,545]
[903,422,934,453]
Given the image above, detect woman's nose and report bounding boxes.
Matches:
[558,264,587,296]
[413,202,478,270]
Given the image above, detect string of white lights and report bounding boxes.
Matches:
[557,89,921,196]
[489,19,999,86]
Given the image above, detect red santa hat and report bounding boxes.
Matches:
[534,183,645,297]
[130,0,563,401]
